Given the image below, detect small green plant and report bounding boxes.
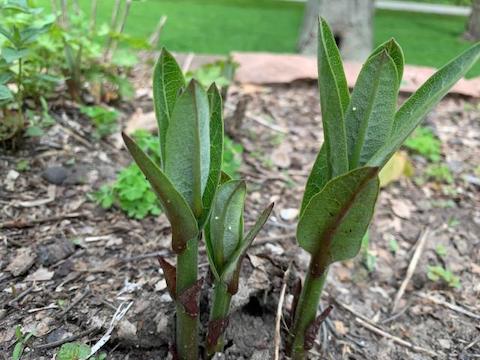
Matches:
[122,49,272,359]
[288,18,479,358]
[186,57,237,98]
[404,126,442,162]
[360,232,377,273]
[425,164,454,184]
[223,136,243,178]
[427,265,461,288]
[92,130,161,219]
[56,342,106,360]
[12,326,33,360]
[80,105,118,139]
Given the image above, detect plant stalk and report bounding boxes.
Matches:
[290,262,328,360]
[176,236,200,360]
[207,280,232,357]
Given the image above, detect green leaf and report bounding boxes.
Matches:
[2,47,30,63]
[200,83,224,227]
[221,202,273,284]
[297,167,379,269]
[0,84,13,101]
[207,180,246,272]
[56,342,91,360]
[164,80,210,218]
[123,133,199,253]
[0,25,15,43]
[369,39,404,88]
[153,48,185,167]
[317,17,349,178]
[300,145,328,216]
[368,42,480,167]
[345,50,398,168]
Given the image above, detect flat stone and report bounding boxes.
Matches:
[42,166,68,185]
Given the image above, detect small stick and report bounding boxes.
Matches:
[332,298,378,328]
[121,250,169,263]
[90,0,98,34]
[0,212,86,229]
[182,53,194,73]
[416,292,480,320]
[224,104,288,134]
[355,318,440,357]
[274,263,291,360]
[72,0,80,15]
[7,286,34,307]
[35,327,98,350]
[149,15,167,47]
[60,0,68,27]
[107,0,132,61]
[103,0,122,61]
[392,228,431,312]
[59,286,91,317]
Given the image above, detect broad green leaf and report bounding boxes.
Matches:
[153,49,185,167]
[2,47,29,63]
[164,80,210,218]
[207,180,246,271]
[369,39,404,88]
[317,17,349,178]
[123,133,198,253]
[0,25,14,43]
[345,50,398,168]
[297,167,379,269]
[56,342,91,360]
[200,83,224,227]
[221,203,273,284]
[300,145,328,216]
[0,84,13,101]
[369,42,480,167]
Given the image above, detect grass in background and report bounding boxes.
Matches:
[36,0,479,77]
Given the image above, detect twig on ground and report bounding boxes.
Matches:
[333,298,378,327]
[274,263,292,360]
[355,318,440,357]
[59,286,91,317]
[417,292,480,320]
[392,228,431,312]
[7,286,35,307]
[121,250,169,263]
[88,301,134,358]
[461,335,480,355]
[253,232,296,247]
[35,327,99,350]
[0,212,86,229]
[224,103,289,134]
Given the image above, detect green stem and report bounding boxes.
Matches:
[290,262,328,360]
[207,280,232,357]
[176,236,199,360]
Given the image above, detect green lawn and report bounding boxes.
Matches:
[37,0,480,77]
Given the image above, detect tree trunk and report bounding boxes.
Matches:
[297,0,374,62]
[465,0,480,41]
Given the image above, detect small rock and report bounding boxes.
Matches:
[391,198,413,219]
[42,166,68,185]
[38,239,75,266]
[438,339,451,349]
[25,267,54,282]
[271,142,292,168]
[7,247,36,276]
[464,174,480,187]
[155,279,167,292]
[116,319,138,342]
[280,208,299,221]
[5,170,20,191]
[0,309,6,321]
[265,243,284,256]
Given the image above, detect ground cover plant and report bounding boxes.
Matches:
[122,49,272,359]
[287,18,480,359]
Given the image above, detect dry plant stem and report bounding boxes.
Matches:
[149,15,168,47]
[90,0,98,34]
[207,281,232,357]
[108,0,132,61]
[176,236,200,360]
[290,263,328,359]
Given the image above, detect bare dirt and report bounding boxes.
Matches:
[1,78,479,359]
